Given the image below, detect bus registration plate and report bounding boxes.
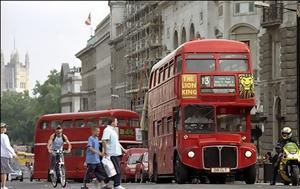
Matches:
[211,167,230,173]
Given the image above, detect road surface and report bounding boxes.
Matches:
[6,180,299,189]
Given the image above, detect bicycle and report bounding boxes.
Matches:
[49,149,69,188]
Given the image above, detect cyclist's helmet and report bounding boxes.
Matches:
[281,127,292,140]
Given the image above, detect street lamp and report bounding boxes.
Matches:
[255,1,300,143]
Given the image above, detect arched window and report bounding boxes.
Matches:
[173,30,178,49]
[189,23,195,40]
[181,27,186,44]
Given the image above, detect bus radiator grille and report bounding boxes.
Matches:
[203,146,237,169]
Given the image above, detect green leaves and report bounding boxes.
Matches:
[1,69,61,145]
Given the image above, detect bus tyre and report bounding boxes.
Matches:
[290,165,299,186]
[175,155,188,184]
[243,165,256,184]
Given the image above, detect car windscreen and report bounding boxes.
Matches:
[142,153,148,162]
[128,154,141,165]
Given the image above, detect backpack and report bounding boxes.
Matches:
[52,133,66,143]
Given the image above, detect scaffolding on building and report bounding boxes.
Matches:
[123,1,163,113]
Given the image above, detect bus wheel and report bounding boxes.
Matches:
[243,165,256,184]
[174,155,188,184]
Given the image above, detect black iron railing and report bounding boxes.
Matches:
[261,3,283,28]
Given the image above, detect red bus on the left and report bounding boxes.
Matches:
[32,109,142,181]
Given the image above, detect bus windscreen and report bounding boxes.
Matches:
[184,105,215,133]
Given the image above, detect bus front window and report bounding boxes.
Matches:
[184,105,215,133]
[217,114,246,132]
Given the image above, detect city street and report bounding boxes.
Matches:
[6,180,300,189]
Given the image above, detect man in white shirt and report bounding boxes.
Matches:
[102,118,127,189]
[1,123,17,189]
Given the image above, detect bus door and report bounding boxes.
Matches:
[173,106,181,147]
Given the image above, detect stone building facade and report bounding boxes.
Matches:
[76,15,112,111]
[109,1,131,109]
[1,49,30,94]
[60,63,82,113]
[258,1,298,152]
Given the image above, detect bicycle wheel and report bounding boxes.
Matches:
[60,165,67,188]
[50,171,58,188]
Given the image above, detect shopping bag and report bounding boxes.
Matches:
[101,156,117,177]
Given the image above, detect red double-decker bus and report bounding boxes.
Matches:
[147,39,256,184]
[32,109,142,181]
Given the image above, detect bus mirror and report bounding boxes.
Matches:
[31,147,34,153]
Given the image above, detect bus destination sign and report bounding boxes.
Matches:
[214,76,235,87]
[181,74,198,98]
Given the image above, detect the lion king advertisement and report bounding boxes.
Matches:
[239,74,255,98]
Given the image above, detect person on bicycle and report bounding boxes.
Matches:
[47,125,71,175]
[270,126,299,185]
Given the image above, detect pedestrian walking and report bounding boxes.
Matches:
[82,127,111,189]
[1,123,17,189]
[102,118,127,189]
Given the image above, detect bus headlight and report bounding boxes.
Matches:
[245,150,252,158]
[188,151,195,158]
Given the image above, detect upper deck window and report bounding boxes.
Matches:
[219,54,248,72]
[40,121,50,130]
[86,119,98,127]
[186,59,215,72]
[219,60,248,72]
[129,119,139,127]
[62,120,73,128]
[186,54,215,72]
[175,55,182,73]
[51,120,62,129]
[74,119,85,128]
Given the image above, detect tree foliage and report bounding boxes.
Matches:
[1,69,61,145]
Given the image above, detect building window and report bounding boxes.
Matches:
[272,41,281,79]
[82,98,88,111]
[20,82,26,88]
[218,5,223,16]
[234,2,255,15]
[199,12,203,24]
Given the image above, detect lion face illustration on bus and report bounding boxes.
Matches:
[239,74,255,98]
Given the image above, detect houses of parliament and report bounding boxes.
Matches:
[1,48,30,95]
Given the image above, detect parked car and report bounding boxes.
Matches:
[120,148,147,183]
[135,151,148,183]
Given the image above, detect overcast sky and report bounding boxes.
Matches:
[1,1,110,92]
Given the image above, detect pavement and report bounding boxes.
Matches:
[5,180,300,189]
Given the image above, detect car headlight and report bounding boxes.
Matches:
[188,151,195,158]
[245,150,252,158]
